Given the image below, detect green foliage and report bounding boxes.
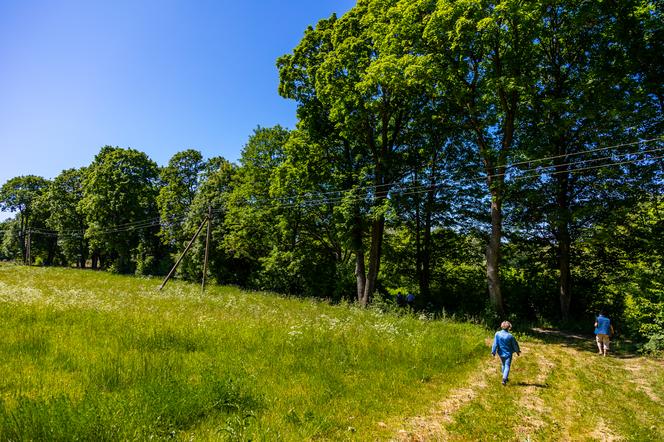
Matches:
[79,146,161,273]
[42,168,88,267]
[177,155,237,283]
[221,125,327,292]
[0,175,50,217]
[0,175,50,261]
[278,0,432,303]
[600,197,664,351]
[0,219,21,261]
[157,149,205,247]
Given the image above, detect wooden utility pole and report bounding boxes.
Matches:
[158,215,208,290]
[201,206,212,292]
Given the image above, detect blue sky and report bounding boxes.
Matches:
[0,0,355,220]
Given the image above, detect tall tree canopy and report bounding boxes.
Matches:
[79,146,160,273]
[279,0,429,304]
[0,175,50,263]
[157,149,206,247]
[43,168,88,268]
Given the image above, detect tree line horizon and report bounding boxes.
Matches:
[1,0,662,349]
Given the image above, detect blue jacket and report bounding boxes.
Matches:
[492,330,520,358]
[595,315,612,335]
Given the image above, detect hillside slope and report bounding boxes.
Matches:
[0,265,661,441]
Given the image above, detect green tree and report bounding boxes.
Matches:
[79,146,160,273]
[157,149,205,247]
[43,168,89,267]
[511,0,663,319]
[223,126,290,288]
[0,175,50,263]
[420,0,541,315]
[279,0,428,304]
[271,129,356,299]
[0,218,21,261]
[178,156,236,284]
[573,196,664,350]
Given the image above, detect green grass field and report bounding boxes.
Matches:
[2,265,662,441]
[0,265,486,440]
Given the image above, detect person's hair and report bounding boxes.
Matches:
[500,321,512,330]
[599,309,606,316]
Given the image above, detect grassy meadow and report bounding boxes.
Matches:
[0,265,486,440]
[3,265,662,441]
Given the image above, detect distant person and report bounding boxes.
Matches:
[406,293,415,308]
[491,321,521,386]
[594,310,614,356]
[396,293,406,307]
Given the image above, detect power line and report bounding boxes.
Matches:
[296,150,662,207]
[508,136,663,168]
[27,213,189,238]
[232,152,663,211]
[12,137,663,238]
[517,154,664,183]
[393,145,664,195]
[243,136,662,206]
[486,145,664,181]
[249,136,664,207]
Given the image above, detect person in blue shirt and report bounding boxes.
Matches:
[406,293,415,308]
[491,321,521,386]
[594,310,614,356]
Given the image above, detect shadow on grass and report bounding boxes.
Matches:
[514,382,549,388]
[524,327,640,359]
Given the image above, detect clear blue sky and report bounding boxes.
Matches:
[0,0,355,220]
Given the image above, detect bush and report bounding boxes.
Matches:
[643,333,664,354]
[623,291,664,354]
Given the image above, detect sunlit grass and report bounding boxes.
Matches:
[445,334,664,441]
[0,265,486,440]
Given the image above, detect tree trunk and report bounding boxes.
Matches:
[558,230,572,320]
[46,238,56,266]
[486,190,504,315]
[420,182,435,299]
[555,161,573,320]
[415,173,423,297]
[19,212,27,264]
[355,250,367,306]
[79,244,87,269]
[363,215,385,303]
[351,210,368,305]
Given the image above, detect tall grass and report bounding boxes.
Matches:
[0,265,486,440]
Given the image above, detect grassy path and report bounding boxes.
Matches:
[395,331,664,441]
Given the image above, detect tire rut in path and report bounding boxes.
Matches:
[513,343,554,440]
[392,354,495,441]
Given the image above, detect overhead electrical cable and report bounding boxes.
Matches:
[248,137,664,207]
[247,136,664,205]
[10,136,662,238]
[235,147,664,210]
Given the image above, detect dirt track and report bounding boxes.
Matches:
[393,330,663,441]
